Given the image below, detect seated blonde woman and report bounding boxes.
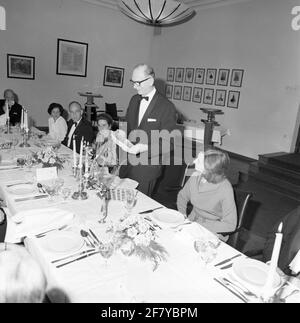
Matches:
[95,113,118,171]
[177,149,237,241]
[0,243,47,303]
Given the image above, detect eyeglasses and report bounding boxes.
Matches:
[130,77,151,87]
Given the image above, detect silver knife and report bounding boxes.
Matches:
[139,206,164,214]
[214,278,248,303]
[52,248,95,264]
[214,254,242,266]
[15,194,48,202]
[7,181,33,187]
[56,250,100,268]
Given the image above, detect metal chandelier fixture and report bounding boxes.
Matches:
[117,0,196,26]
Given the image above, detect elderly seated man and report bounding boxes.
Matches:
[0,89,23,126]
[0,243,47,303]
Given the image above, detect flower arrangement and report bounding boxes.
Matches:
[32,146,65,169]
[112,214,168,271]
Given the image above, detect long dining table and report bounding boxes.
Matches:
[0,129,250,303]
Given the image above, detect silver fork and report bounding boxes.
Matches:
[222,277,257,298]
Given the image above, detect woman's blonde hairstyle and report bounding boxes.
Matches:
[202,148,230,184]
[0,246,47,303]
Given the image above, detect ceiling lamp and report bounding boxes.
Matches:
[117,0,196,26]
[0,6,6,30]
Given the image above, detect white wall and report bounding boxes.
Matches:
[0,0,153,126]
[149,0,300,158]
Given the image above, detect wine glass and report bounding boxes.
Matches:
[99,242,114,267]
[25,155,33,172]
[61,187,71,202]
[55,178,64,192]
[43,182,57,202]
[194,239,218,267]
[124,190,136,216]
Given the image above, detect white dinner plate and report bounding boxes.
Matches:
[7,183,36,195]
[42,231,84,254]
[152,208,185,226]
[232,258,281,289]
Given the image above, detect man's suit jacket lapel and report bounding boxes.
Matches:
[138,92,159,130]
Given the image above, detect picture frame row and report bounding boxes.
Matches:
[167,67,244,87]
[6,38,125,88]
[166,85,240,109]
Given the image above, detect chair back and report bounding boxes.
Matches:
[105,103,118,121]
[227,189,253,249]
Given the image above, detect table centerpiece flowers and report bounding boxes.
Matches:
[111,214,168,271]
[32,146,65,169]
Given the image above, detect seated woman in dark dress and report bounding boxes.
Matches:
[0,208,7,243]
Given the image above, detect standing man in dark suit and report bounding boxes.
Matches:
[119,64,177,196]
[62,101,94,153]
[0,89,22,126]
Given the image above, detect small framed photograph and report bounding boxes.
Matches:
[215,89,227,107]
[173,85,182,100]
[167,67,175,82]
[206,68,217,85]
[217,69,230,86]
[103,65,125,88]
[192,87,202,103]
[194,68,205,84]
[183,86,192,101]
[175,68,184,82]
[185,68,194,83]
[7,54,35,79]
[203,88,214,105]
[227,90,240,109]
[56,38,88,77]
[165,84,173,99]
[230,69,244,87]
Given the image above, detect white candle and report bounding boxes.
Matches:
[5,101,9,122]
[78,137,84,168]
[25,110,29,131]
[21,107,24,129]
[261,222,283,300]
[85,144,89,174]
[73,137,77,168]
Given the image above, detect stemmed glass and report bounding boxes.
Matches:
[194,239,218,267]
[25,155,33,172]
[11,136,19,159]
[124,190,136,216]
[43,181,57,202]
[61,187,71,202]
[99,242,114,267]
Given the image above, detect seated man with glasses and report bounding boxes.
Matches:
[119,63,177,196]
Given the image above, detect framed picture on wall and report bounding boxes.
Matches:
[175,68,184,82]
[215,89,227,107]
[217,69,230,86]
[103,65,125,88]
[203,88,214,105]
[194,68,205,84]
[166,84,173,99]
[167,67,175,82]
[7,54,35,80]
[230,69,244,87]
[173,85,182,100]
[56,38,88,77]
[227,90,240,109]
[205,68,217,85]
[185,68,194,83]
[192,87,202,103]
[183,86,192,101]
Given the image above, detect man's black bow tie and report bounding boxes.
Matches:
[139,95,149,101]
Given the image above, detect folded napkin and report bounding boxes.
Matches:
[6,208,74,243]
[289,249,300,275]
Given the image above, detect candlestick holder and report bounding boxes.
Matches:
[19,129,30,147]
[4,120,12,134]
[72,167,88,200]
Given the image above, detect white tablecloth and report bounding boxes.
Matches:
[0,133,245,303]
